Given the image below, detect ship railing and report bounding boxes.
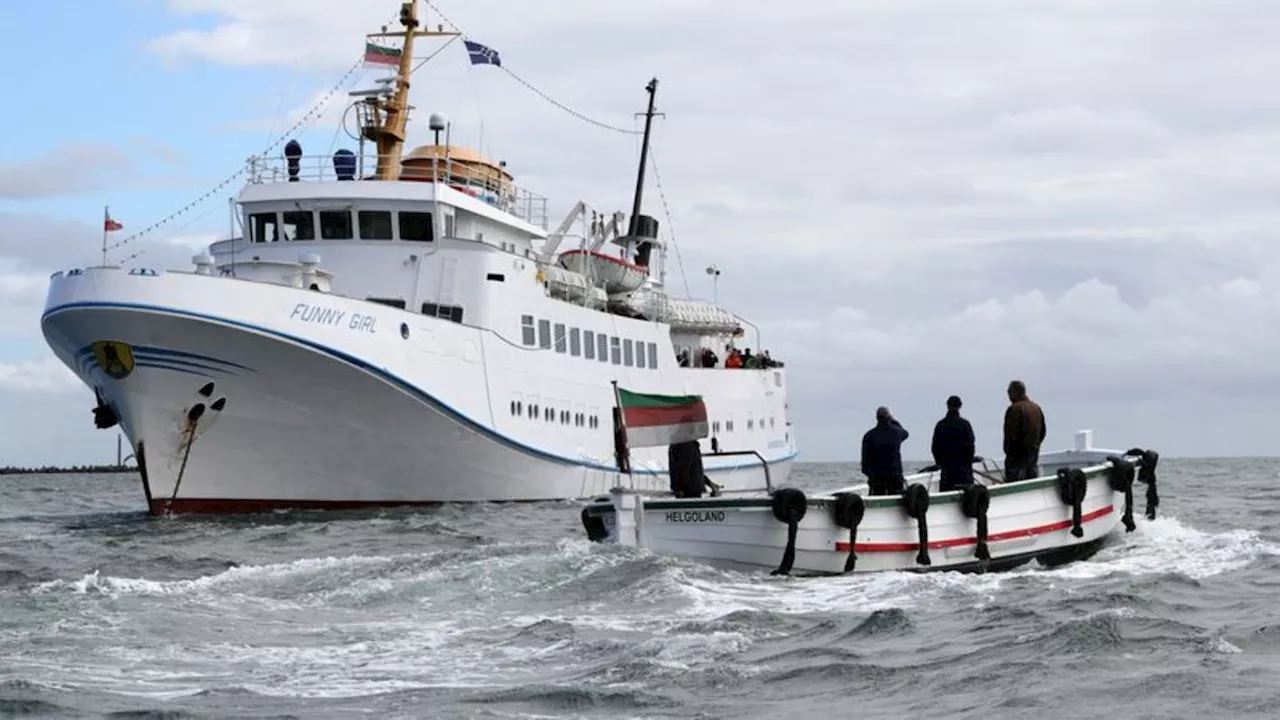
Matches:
[243,153,550,229]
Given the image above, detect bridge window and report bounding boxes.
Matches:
[521,315,535,346]
[554,323,567,353]
[368,297,406,309]
[249,212,279,243]
[623,339,634,367]
[399,211,434,242]
[569,328,581,356]
[319,210,353,240]
[537,319,551,349]
[647,342,658,369]
[359,211,393,240]
[597,333,608,363]
[282,211,314,241]
[610,337,621,365]
[422,303,463,323]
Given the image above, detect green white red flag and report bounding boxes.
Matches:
[615,387,709,448]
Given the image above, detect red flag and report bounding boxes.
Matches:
[104,210,122,232]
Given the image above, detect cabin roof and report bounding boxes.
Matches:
[236,180,548,238]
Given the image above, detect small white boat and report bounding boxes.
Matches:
[580,430,1161,576]
[557,249,649,294]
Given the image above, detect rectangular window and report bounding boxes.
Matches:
[597,334,609,362]
[319,210,353,239]
[634,339,646,368]
[569,328,581,357]
[399,211,434,242]
[250,212,278,243]
[449,306,463,323]
[282,210,314,241]
[610,336,621,365]
[358,210,393,240]
[369,297,406,309]
[648,342,658,369]
[583,330,596,360]
[444,213,456,237]
[521,315,535,346]
[554,323,567,353]
[623,340,635,367]
[538,319,551,349]
[422,302,437,316]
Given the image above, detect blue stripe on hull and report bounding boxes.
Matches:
[46,301,800,475]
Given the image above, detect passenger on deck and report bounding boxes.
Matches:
[700,347,719,368]
[667,440,723,498]
[931,395,976,492]
[725,349,743,368]
[760,350,781,368]
[676,349,690,367]
[1003,380,1046,483]
[741,348,760,369]
[861,406,909,496]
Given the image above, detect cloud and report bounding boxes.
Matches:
[0,356,80,394]
[0,145,132,200]
[7,0,1270,462]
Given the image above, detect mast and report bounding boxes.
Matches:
[363,1,459,181]
[627,78,659,236]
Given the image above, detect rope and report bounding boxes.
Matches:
[422,0,640,136]
[648,149,691,299]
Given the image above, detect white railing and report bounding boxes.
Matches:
[244,153,550,229]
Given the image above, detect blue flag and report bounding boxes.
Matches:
[464,39,501,67]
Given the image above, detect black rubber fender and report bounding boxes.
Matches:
[960,483,991,561]
[1127,447,1160,520]
[900,483,932,566]
[831,492,865,573]
[1106,455,1137,533]
[770,488,808,576]
[770,487,808,525]
[581,505,608,542]
[1056,468,1087,538]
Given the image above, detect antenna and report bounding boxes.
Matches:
[360,0,460,182]
[627,78,663,236]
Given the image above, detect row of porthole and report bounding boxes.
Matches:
[711,417,777,433]
[509,400,601,429]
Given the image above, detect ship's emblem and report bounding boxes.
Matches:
[91,340,135,380]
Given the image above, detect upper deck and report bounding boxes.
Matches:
[243,146,550,231]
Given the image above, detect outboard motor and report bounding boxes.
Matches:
[284,140,303,182]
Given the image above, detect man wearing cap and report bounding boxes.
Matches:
[931,395,976,492]
[860,406,910,496]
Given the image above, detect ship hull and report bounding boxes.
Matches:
[42,268,796,514]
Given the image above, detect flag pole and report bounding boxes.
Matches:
[101,205,108,267]
[611,380,634,489]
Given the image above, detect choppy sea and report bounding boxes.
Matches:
[1,460,1278,719]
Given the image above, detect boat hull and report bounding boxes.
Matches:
[585,447,1154,576]
[42,267,795,514]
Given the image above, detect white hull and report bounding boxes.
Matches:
[42,266,796,514]
[584,439,1160,576]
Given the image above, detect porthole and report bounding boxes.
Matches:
[400,322,410,339]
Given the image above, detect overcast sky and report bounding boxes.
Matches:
[3,0,1280,466]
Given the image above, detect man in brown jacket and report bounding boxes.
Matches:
[1003,380,1046,483]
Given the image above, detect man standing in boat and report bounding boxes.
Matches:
[1002,380,1046,483]
[861,406,909,496]
[931,395,976,492]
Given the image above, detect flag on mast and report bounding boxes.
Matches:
[364,41,402,67]
[104,208,122,232]
[614,387,709,448]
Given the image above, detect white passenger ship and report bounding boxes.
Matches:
[39,0,797,514]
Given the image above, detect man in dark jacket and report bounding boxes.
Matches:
[861,406,909,496]
[931,395,976,492]
[1003,380,1046,483]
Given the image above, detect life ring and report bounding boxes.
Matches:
[1056,468,1087,538]
[769,488,807,576]
[901,483,932,566]
[831,492,865,573]
[960,484,992,561]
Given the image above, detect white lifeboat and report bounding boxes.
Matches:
[557,249,648,294]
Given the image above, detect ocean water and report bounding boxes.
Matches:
[1,459,1278,719]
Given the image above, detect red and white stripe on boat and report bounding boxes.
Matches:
[836,504,1114,553]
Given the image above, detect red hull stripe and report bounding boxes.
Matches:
[149,498,442,515]
[622,404,708,428]
[834,505,1114,553]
